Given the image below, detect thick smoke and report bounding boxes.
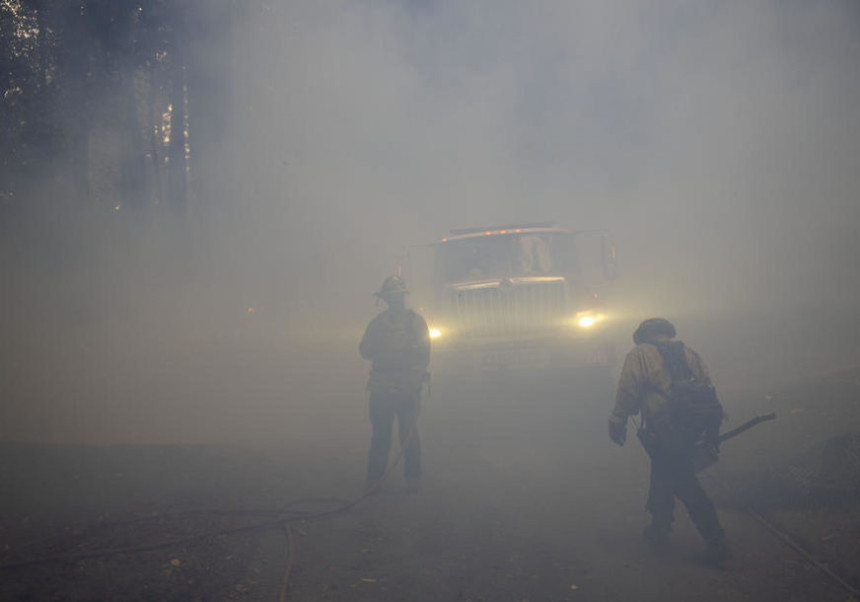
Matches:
[4,1,859,445]
[231,1,860,319]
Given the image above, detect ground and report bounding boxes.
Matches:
[2,320,860,601]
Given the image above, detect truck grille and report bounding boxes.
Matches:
[448,281,567,336]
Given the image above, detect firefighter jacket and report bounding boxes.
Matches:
[359,308,430,395]
[609,340,713,426]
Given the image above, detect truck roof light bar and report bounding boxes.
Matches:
[449,222,557,236]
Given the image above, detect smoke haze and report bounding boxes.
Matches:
[3,0,859,445]
[231,1,860,316]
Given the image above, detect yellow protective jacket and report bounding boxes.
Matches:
[609,341,713,426]
[359,308,430,395]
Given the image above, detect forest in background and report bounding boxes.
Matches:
[1,0,242,221]
[0,1,299,350]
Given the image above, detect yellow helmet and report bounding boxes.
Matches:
[633,318,676,345]
[374,275,409,297]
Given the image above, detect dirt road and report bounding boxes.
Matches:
[2,322,859,601]
[268,371,856,602]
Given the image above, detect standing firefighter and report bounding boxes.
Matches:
[608,318,731,565]
[360,275,430,493]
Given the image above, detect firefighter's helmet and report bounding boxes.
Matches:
[374,275,409,298]
[633,318,676,345]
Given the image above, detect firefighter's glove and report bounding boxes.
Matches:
[704,431,721,454]
[609,421,627,447]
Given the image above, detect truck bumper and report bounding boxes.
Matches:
[431,333,617,376]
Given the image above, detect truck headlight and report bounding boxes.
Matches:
[577,316,596,328]
[429,328,442,339]
[569,312,605,329]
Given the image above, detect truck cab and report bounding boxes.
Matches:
[408,223,618,375]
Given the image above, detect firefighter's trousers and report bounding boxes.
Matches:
[646,443,723,543]
[366,389,421,484]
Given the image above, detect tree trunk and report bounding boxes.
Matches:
[167,45,187,214]
[57,2,92,205]
[186,1,237,214]
[147,62,163,207]
[120,66,147,210]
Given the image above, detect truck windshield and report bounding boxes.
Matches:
[436,233,580,282]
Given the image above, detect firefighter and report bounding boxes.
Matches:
[608,318,731,565]
[359,275,430,493]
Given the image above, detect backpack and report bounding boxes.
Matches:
[654,341,723,440]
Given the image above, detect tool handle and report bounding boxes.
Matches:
[718,412,777,442]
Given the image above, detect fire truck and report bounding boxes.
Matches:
[406,223,619,376]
